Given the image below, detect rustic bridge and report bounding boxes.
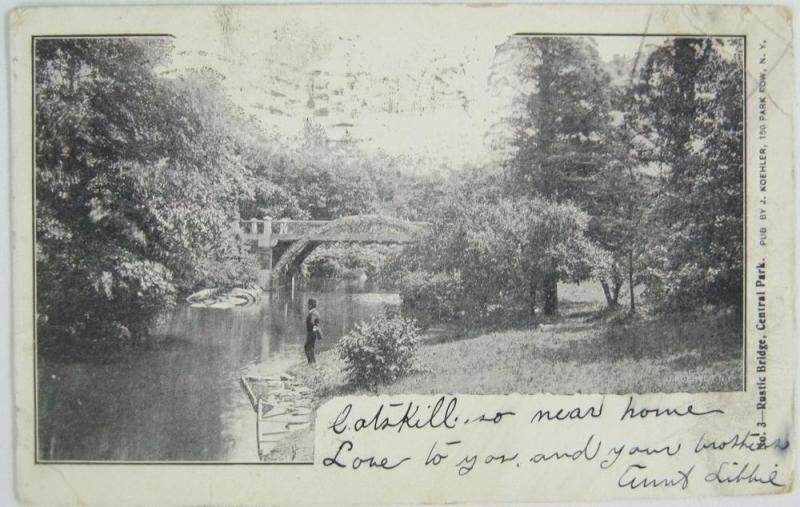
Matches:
[234,215,425,287]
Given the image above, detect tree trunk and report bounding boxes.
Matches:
[600,280,615,308]
[529,275,538,320]
[628,249,636,314]
[543,271,558,316]
[612,279,622,306]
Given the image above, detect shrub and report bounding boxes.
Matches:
[36,247,178,348]
[337,313,421,390]
[303,243,395,280]
[304,252,342,279]
[399,271,464,329]
[192,247,260,292]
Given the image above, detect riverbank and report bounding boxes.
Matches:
[264,300,742,462]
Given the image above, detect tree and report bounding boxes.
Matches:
[584,127,650,313]
[509,37,613,202]
[268,120,379,220]
[391,176,440,222]
[583,64,654,313]
[35,38,257,347]
[630,38,744,310]
[496,36,615,314]
[397,173,600,324]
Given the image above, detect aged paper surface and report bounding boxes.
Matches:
[9,3,796,505]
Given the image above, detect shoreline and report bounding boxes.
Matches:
[259,349,341,462]
[263,305,743,462]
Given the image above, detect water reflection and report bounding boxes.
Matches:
[37,280,399,461]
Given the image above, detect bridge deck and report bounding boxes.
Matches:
[235,217,425,245]
[270,232,415,243]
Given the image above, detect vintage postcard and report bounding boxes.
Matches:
[8,3,796,505]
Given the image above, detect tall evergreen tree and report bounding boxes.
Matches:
[502,36,614,314]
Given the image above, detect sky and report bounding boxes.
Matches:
[167,22,668,167]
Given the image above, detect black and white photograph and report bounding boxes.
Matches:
[33,23,745,465]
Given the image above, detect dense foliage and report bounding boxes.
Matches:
[262,121,380,220]
[397,174,601,323]
[36,35,744,349]
[337,313,421,390]
[34,38,415,348]
[631,39,744,311]
[303,243,396,280]
[35,39,258,346]
[398,271,464,329]
[395,36,743,324]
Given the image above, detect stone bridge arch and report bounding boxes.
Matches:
[259,215,425,284]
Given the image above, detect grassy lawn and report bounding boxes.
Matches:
[265,284,743,461]
[388,313,742,395]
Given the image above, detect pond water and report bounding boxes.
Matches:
[36,279,399,462]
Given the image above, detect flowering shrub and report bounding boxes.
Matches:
[337,313,421,390]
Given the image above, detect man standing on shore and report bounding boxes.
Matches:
[305,298,323,364]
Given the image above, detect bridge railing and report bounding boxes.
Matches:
[234,217,430,245]
[233,218,267,239]
[273,219,328,235]
[233,217,332,244]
